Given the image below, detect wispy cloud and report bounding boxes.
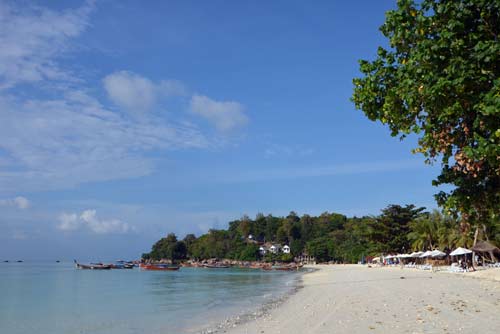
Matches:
[0,90,208,193]
[57,209,131,234]
[0,1,249,194]
[103,71,188,115]
[0,0,94,89]
[190,95,248,132]
[0,2,251,193]
[0,196,30,209]
[217,160,422,183]
[264,143,314,158]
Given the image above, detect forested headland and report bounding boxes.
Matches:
[142,204,500,263]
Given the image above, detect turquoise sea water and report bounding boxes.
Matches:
[0,262,301,334]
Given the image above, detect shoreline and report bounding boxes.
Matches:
[197,268,316,334]
[224,264,500,334]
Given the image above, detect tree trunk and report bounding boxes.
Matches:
[482,224,489,241]
[472,226,479,267]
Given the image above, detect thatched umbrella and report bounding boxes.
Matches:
[471,241,500,263]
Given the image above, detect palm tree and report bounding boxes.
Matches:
[408,210,443,251]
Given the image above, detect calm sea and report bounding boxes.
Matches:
[0,262,301,334]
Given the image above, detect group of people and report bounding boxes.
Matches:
[458,258,475,272]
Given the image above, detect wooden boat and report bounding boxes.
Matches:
[74,260,111,270]
[139,263,180,271]
[203,263,230,269]
[110,262,134,269]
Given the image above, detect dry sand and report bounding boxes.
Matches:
[225,265,500,334]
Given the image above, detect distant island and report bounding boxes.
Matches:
[142,204,499,264]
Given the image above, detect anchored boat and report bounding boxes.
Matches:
[74,260,111,270]
[139,263,180,271]
[203,263,230,269]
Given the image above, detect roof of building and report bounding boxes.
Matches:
[472,240,500,254]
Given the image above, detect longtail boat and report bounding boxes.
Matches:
[139,263,180,271]
[74,260,111,270]
[110,263,134,269]
[203,263,230,269]
[110,261,134,269]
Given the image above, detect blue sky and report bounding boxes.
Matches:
[0,0,443,260]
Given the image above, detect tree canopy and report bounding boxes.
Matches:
[352,0,500,236]
[143,204,499,263]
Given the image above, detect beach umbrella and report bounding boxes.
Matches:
[449,247,472,256]
[419,250,433,258]
[430,250,446,258]
[409,251,424,258]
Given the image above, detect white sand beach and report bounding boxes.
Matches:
[226,265,500,334]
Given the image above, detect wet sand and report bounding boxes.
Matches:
[225,265,500,334]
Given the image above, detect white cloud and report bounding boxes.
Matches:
[57,209,131,234]
[57,212,79,231]
[0,91,208,193]
[0,2,245,194]
[190,95,248,132]
[0,196,30,209]
[158,79,188,97]
[103,71,157,113]
[13,196,30,209]
[0,1,93,89]
[103,71,188,115]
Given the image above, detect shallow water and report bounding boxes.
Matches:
[0,262,300,334]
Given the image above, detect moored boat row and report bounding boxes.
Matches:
[74,260,112,270]
[74,259,304,272]
[74,260,137,270]
[139,263,180,271]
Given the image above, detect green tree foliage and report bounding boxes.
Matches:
[280,253,295,263]
[352,0,500,234]
[289,239,304,256]
[332,217,375,263]
[143,204,496,263]
[183,234,197,257]
[369,204,426,253]
[408,210,441,251]
[408,210,477,250]
[189,229,243,260]
[238,244,260,261]
[146,233,187,262]
[306,237,335,263]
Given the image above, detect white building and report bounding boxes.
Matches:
[259,246,266,255]
[270,244,281,254]
[282,245,291,254]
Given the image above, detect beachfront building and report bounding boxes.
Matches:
[282,245,291,254]
[259,246,266,256]
[270,244,281,254]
